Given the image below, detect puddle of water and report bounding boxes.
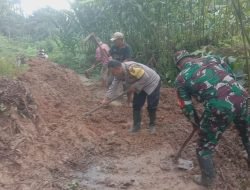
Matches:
[70,145,201,190]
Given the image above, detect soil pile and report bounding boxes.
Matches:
[0,59,100,190]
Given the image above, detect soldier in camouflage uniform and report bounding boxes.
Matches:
[174,50,250,187]
[175,50,235,78]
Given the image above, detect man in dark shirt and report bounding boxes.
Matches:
[109,32,132,62]
[108,32,133,98]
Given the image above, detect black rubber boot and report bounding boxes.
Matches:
[247,150,250,170]
[148,109,156,134]
[129,110,141,133]
[238,125,250,170]
[243,142,250,170]
[193,153,215,187]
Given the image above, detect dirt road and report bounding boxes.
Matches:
[0,59,249,190]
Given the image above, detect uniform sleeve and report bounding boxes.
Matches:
[209,55,235,79]
[127,64,145,91]
[106,77,121,99]
[220,60,235,79]
[175,75,197,124]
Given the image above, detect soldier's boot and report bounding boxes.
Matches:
[148,109,156,134]
[243,143,250,170]
[129,110,141,133]
[193,153,215,187]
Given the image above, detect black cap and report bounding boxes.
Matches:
[108,60,122,68]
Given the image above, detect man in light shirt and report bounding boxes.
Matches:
[102,59,161,134]
[95,38,112,88]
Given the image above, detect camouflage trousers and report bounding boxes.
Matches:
[197,99,250,157]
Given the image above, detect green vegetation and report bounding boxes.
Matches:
[0,57,28,77]
[0,0,249,85]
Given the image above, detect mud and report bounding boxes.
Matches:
[0,58,249,190]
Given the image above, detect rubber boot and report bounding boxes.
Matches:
[236,120,250,170]
[193,153,215,187]
[243,142,250,170]
[129,110,141,133]
[148,109,156,134]
[247,150,250,171]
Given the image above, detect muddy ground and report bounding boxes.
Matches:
[0,58,249,190]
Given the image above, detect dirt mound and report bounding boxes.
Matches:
[0,59,101,190]
[0,78,39,188]
[0,58,249,190]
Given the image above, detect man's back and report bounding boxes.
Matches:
[95,43,110,64]
[175,60,247,103]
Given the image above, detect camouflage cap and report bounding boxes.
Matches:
[174,50,190,65]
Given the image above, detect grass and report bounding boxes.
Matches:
[0,57,29,77]
[0,35,35,77]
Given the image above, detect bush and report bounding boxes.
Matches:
[0,57,28,77]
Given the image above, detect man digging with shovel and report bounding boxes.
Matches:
[83,33,112,88]
[102,59,161,134]
[174,50,250,187]
[95,37,112,88]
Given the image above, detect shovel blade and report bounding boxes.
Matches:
[177,158,193,170]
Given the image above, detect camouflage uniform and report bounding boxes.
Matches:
[203,55,235,79]
[177,54,235,79]
[174,50,250,187]
[175,58,249,157]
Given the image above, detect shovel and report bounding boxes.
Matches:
[174,127,198,162]
[83,91,127,117]
[173,121,199,170]
[84,63,101,78]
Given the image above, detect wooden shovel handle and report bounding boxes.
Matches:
[83,91,127,116]
[91,34,110,58]
[174,126,198,162]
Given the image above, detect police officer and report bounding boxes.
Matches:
[102,59,161,134]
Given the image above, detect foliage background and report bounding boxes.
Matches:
[0,0,249,84]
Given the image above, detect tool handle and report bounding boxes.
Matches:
[174,126,198,162]
[92,34,110,58]
[84,62,102,73]
[83,33,110,60]
[83,91,127,116]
